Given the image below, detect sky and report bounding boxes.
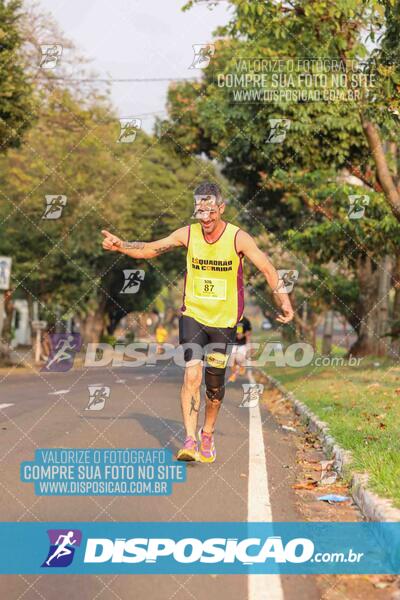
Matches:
[37,0,230,131]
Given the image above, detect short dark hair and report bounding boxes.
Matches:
[194,181,223,204]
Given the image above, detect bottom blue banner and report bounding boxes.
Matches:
[0,522,399,574]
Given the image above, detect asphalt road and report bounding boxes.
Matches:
[0,361,320,600]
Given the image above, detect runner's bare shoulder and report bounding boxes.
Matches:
[171,226,190,248]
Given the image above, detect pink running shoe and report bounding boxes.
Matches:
[176,436,198,461]
[198,428,216,463]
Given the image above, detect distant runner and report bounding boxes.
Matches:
[228,314,252,383]
[102,182,294,463]
[155,323,168,354]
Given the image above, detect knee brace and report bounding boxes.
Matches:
[205,366,226,403]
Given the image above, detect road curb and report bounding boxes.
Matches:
[264,374,400,522]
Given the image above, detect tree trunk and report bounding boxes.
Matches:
[372,255,391,356]
[335,315,350,350]
[301,300,308,339]
[79,297,107,344]
[285,293,301,343]
[321,310,334,355]
[391,254,400,358]
[80,310,106,344]
[310,314,323,351]
[361,119,400,221]
[348,255,379,356]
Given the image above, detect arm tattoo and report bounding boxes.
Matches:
[122,241,146,249]
[122,242,175,255]
[153,244,175,256]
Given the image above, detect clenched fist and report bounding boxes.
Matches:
[275,297,294,324]
[102,229,122,252]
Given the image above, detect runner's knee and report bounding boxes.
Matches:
[184,363,202,390]
[205,366,226,403]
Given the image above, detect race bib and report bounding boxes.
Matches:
[193,277,226,300]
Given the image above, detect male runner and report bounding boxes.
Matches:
[101,182,294,463]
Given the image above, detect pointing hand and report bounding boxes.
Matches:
[101,230,122,252]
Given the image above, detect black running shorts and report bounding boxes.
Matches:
[178,315,237,363]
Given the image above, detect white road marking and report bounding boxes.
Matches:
[0,403,14,410]
[248,399,284,600]
[48,389,70,395]
[247,369,256,384]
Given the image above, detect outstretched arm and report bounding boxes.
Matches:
[102,226,189,259]
[236,230,294,324]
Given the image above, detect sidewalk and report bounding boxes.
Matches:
[262,358,400,511]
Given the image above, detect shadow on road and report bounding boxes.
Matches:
[81,411,183,453]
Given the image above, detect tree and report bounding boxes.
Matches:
[0,87,222,344]
[0,0,35,151]
[0,1,227,348]
[282,170,400,355]
[183,0,400,224]
[157,0,400,356]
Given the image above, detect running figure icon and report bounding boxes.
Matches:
[120,269,145,293]
[42,333,82,372]
[45,335,76,370]
[45,531,77,566]
[41,529,82,568]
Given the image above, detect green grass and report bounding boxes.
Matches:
[263,356,400,507]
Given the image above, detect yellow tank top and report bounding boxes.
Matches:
[181,222,244,328]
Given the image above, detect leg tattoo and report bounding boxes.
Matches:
[190,390,200,415]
